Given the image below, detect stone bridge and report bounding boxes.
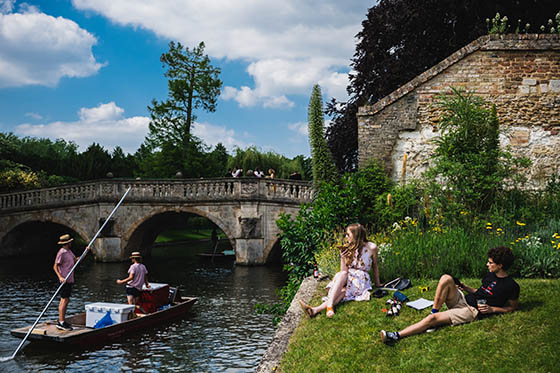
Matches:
[0,178,313,264]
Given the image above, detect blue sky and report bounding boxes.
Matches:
[0,0,373,158]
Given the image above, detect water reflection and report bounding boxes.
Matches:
[0,245,285,372]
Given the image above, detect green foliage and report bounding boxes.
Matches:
[308,84,338,186]
[226,146,310,180]
[486,12,509,34]
[426,88,530,217]
[146,41,222,149]
[0,168,40,192]
[510,220,560,278]
[315,231,343,279]
[382,225,503,280]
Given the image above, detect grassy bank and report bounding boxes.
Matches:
[279,278,559,372]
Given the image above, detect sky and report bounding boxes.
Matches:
[0,0,374,158]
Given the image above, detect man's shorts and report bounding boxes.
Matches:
[126,286,142,297]
[59,283,72,299]
[444,288,479,325]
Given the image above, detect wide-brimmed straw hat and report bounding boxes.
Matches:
[58,234,74,245]
[129,251,142,259]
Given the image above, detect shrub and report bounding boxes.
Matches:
[425,88,530,219]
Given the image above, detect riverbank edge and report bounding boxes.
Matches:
[256,276,319,373]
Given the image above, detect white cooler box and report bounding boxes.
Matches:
[85,302,136,328]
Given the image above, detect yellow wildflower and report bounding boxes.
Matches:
[516,221,526,226]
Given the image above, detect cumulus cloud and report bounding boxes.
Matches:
[0,3,104,87]
[15,101,254,155]
[0,0,15,14]
[288,122,309,137]
[192,122,249,151]
[15,102,149,154]
[71,0,367,107]
[25,112,43,120]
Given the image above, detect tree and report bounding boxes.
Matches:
[326,0,559,172]
[308,84,338,186]
[146,41,222,150]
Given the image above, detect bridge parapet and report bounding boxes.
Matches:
[0,178,313,213]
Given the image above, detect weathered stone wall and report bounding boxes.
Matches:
[357,34,560,188]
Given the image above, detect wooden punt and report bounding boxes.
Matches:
[10,295,196,347]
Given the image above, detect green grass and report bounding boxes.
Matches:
[279,278,560,372]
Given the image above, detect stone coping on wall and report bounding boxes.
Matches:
[256,276,319,373]
[357,34,560,117]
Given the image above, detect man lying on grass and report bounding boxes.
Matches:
[381,246,519,344]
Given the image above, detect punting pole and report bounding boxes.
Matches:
[1,186,132,362]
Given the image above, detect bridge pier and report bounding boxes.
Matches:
[93,237,124,262]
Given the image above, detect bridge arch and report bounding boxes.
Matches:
[0,219,87,258]
[121,206,236,258]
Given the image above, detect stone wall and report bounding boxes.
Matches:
[357,34,560,188]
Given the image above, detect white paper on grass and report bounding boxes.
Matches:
[406,298,434,310]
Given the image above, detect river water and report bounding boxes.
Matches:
[0,243,286,372]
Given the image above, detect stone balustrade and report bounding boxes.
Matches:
[0,178,313,212]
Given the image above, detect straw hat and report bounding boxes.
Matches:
[129,251,142,259]
[58,234,74,245]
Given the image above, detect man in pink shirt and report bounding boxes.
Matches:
[117,251,150,306]
[53,234,89,331]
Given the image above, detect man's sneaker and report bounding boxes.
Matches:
[56,321,73,331]
[380,330,399,344]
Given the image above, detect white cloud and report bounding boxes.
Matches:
[25,112,42,120]
[0,4,104,87]
[0,0,15,14]
[192,122,249,151]
[71,0,367,107]
[288,121,309,137]
[15,102,149,154]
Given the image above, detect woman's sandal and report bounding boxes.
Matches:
[298,299,315,318]
[326,306,335,318]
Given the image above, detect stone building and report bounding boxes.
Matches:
[357,34,560,189]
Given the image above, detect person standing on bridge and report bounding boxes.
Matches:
[117,252,150,307]
[53,234,90,331]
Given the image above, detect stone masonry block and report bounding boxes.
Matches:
[522,78,537,86]
[550,80,560,93]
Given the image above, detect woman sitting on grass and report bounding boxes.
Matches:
[299,223,381,318]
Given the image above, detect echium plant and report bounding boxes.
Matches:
[487,13,509,34]
[540,12,560,34]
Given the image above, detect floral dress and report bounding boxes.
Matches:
[327,242,374,302]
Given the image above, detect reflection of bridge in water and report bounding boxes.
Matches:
[0,178,313,264]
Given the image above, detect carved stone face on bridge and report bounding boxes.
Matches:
[238,217,261,239]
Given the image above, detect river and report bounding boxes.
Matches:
[0,242,286,372]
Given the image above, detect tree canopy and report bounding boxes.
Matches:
[326,0,559,172]
[146,41,222,149]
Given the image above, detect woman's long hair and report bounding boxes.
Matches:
[342,223,368,266]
